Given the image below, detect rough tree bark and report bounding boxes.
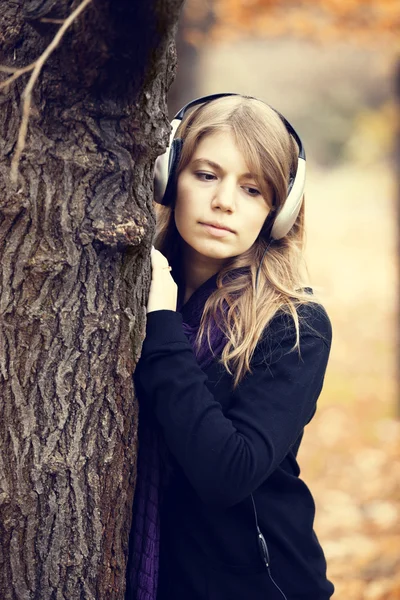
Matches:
[0,0,183,598]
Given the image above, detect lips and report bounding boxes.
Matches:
[201,222,235,233]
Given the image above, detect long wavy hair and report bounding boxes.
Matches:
[154,95,315,387]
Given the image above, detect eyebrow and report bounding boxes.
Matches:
[191,158,257,180]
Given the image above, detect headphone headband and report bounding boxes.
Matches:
[154,93,306,240]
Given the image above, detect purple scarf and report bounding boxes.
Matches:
[127,274,225,600]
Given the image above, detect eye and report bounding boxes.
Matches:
[242,186,261,197]
[195,171,217,182]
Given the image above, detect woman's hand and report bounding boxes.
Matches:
[147,247,178,314]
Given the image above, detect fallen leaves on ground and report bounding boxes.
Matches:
[300,405,400,599]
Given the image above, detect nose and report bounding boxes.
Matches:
[211,177,236,212]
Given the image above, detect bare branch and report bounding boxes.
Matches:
[40,18,66,24]
[5,0,93,184]
[0,66,21,74]
[0,62,37,83]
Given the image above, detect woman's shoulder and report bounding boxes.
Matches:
[271,298,331,344]
[299,299,332,344]
[253,296,332,365]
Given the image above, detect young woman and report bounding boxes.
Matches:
[127,93,334,600]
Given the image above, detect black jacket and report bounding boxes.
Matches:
[134,276,334,600]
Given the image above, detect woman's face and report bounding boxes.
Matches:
[174,130,272,264]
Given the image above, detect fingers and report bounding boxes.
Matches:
[151,246,170,270]
[147,246,177,313]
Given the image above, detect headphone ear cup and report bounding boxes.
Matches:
[160,138,183,207]
[154,153,169,204]
[270,157,306,239]
[154,119,182,205]
[167,138,183,174]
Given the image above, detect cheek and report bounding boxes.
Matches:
[174,197,195,241]
[174,210,188,239]
[175,183,198,224]
[246,207,270,237]
[174,198,190,231]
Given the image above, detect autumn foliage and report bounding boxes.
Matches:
[184,0,400,47]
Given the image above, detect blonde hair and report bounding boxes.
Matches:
[155,95,314,387]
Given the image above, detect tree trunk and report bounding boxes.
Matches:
[0,0,183,598]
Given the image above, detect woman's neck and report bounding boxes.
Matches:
[182,246,225,304]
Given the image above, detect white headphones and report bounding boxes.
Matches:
[154,93,306,240]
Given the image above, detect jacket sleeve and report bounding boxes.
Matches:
[134,308,332,509]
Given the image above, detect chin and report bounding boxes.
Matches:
[190,241,237,261]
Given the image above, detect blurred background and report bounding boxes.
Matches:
[168,2,400,598]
